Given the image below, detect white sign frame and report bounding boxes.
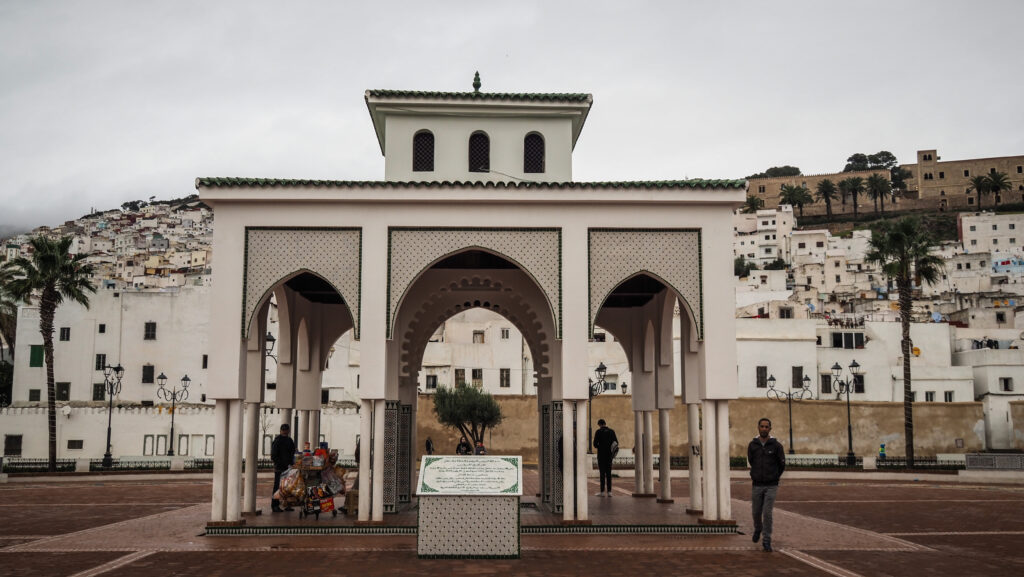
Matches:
[416,455,523,496]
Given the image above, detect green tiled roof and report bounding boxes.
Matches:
[196,177,746,190]
[366,90,592,103]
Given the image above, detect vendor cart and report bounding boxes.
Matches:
[297,464,338,520]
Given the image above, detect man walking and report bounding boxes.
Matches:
[270,423,296,513]
[748,418,785,552]
[592,418,618,497]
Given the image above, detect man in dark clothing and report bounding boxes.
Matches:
[748,418,785,552]
[425,437,435,456]
[270,423,296,513]
[455,436,473,455]
[592,419,618,497]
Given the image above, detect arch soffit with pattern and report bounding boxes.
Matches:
[588,228,703,341]
[242,227,361,340]
[387,228,562,339]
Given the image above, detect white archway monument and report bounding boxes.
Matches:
[199,83,745,527]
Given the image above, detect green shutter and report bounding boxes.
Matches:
[29,345,44,367]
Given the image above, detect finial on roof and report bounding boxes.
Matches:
[473,71,481,93]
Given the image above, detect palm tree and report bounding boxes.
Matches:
[3,236,96,472]
[0,266,18,364]
[967,175,989,209]
[779,184,814,218]
[743,194,764,214]
[815,179,838,221]
[865,218,944,468]
[866,173,891,214]
[839,177,865,218]
[985,171,1011,206]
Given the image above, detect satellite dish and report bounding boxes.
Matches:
[60,404,72,418]
[931,312,942,322]
[912,346,921,357]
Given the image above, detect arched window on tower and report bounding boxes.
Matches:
[469,131,490,173]
[523,132,545,173]
[412,130,434,172]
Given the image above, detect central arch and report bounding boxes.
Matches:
[387,249,565,513]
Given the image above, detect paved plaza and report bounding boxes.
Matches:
[1,471,1023,576]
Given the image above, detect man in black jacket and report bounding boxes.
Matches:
[748,418,785,552]
[270,423,296,513]
[592,419,618,497]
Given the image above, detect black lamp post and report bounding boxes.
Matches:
[157,373,191,456]
[766,373,813,454]
[587,362,609,454]
[101,364,125,468]
[831,360,862,466]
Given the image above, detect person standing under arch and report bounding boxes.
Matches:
[593,419,618,497]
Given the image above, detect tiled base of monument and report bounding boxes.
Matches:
[417,495,520,558]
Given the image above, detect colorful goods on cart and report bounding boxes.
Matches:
[275,442,348,519]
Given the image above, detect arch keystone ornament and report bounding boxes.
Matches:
[588,228,704,339]
[387,227,562,338]
[242,227,362,338]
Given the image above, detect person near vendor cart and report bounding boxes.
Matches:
[271,423,296,513]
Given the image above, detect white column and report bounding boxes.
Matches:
[296,410,308,451]
[633,410,644,495]
[210,399,229,521]
[716,400,732,522]
[700,399,719,521]
[372,399,386,522]
[643,411,655,495]
[281,408,293,432]
[226,399,244,522]
[562,403,575,522]
[358,399,372,522]
[243,401,260,514]
[687,403,703,514]
[658,408,671,502]
[309,410,320,447]
[575,400,589,520]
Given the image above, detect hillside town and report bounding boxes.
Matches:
[2,157,1023,462]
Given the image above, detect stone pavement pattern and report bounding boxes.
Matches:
[1,473,1023,576]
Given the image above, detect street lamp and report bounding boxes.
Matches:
[831,360,862,466]
[101,364,125,468]
[265,332,277,362]
[766,373,813,454]
[157,373,191,456]
[587,362,610,454]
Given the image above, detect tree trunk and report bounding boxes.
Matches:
[853,194,858,218]
[899,278,915,468]
[825,199,832,221]
[40,288,58,473]
[880,192,885,214]
[873,197,879,213]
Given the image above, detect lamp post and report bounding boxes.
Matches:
[587,362,609,454]
[831,360,862,466]
[766,373,813,454]
[157,373,191,456]
[101,364,125,468]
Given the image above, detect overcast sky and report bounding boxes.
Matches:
[2,1,1022,231]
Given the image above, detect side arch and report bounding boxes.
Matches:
[242,227,361,339]
[244,268,354,342]
[591,269,700,349]
[588,228,703,340]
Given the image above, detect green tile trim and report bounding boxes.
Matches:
[522,524,736,534]
[385,227,562,340]
[587,228,705,341]
[204,525,417,536]
[368,89,591,103]
[204,523,734,537]
[198,178,747,190]
[240,226,362,339]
